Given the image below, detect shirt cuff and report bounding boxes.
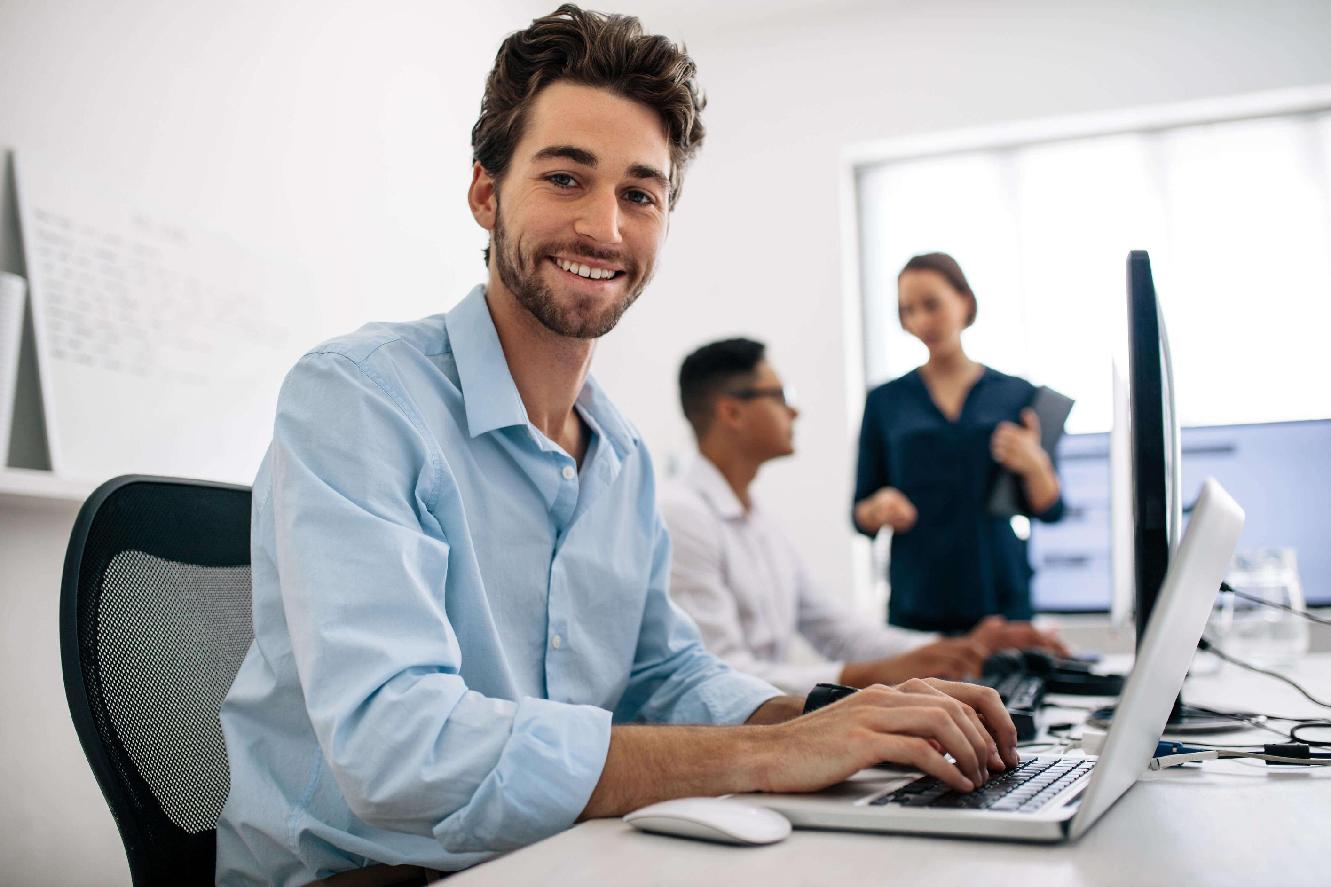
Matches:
[685,670,784,726]
[432,697,612,854]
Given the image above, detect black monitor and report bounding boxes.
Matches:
[1091,250,1240,732]
[1127,250,1175,645]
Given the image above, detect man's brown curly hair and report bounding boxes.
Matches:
[472,4,705,217]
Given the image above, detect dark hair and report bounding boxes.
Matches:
[679,338,766,436]
[473,4,705,224]
[898,252,977,327]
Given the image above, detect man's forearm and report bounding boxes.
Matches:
[578,696,804,820]
[579,724,769,820]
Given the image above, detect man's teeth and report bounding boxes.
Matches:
[555,258,617,280]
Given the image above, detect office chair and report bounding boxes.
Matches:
[60,475,253,886]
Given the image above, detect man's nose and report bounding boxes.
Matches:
[573,188,623,244]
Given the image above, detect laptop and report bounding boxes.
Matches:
[734,477,1244,842]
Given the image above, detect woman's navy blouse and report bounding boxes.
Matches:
[853,367,1064,632]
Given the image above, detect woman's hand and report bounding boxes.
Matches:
[855,487,918,534]
[990,408,1050,477]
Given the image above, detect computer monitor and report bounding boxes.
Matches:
[1094,250,1238,732]
[1126,250,1183,644]
[1035,420,1331,613]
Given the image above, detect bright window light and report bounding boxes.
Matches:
[856,110,1331,432]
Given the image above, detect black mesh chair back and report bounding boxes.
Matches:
[60,476,254,886]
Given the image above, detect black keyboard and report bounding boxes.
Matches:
[982,672,1046,711]
[869,757,1095,813]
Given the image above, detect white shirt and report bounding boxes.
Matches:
[660,456,937,696]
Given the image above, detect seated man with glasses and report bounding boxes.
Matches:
[662,338,1068,697]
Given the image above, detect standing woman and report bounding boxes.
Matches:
[853,253,1063,633]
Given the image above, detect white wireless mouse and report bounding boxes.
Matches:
[623,797,792,845]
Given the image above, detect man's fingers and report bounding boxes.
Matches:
[880,683,992,782]
[921,680,1020,767]
[877,733,974,794]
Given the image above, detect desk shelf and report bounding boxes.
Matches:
[0,467,95,506]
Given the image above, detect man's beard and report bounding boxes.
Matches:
[491,204,651,339]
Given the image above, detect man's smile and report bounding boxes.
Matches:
[547,255,627,284]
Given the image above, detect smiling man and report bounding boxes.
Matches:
[216,7,1017,885]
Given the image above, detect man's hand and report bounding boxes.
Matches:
[755,679,1018,795]
[855,486,918,534]
[581,680,1019,820]
[990,408,1050,477]
[841,637,989,688]
[969,615,1071,658]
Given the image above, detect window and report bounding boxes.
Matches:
[855,98,1331,432]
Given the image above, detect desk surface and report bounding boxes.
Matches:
[448,655,1331,887]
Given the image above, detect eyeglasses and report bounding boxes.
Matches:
[725,385,798,409]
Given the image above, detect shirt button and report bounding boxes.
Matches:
[561,466,576,481]
[551,634,562,650]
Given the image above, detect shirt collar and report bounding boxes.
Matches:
[574,375,639,460]
[445,284,640,456]
[444,285,531,438]
[683,454,747,521]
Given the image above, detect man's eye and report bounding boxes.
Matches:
[547,173,576,188]
[624,189,656,206]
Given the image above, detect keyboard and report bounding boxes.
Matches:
[869,757,1096,813]
[982,672,1046,711]
[973,671,1047,740]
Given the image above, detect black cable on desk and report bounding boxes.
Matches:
[1197,637,1331,709]
[1220,582,1331,627]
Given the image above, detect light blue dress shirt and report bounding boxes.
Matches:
[215,285,781,885]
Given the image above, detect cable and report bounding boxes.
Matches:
[1198,637,1331,709]
[1289,722,1331,748]
[1149,740,1331,768]
[1219,581,1331,626]
[1175,703,1290,740]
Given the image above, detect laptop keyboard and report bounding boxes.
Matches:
[869,757,1095,813]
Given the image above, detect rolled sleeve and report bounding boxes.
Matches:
[1033,494,1065,524]
[433,698,611,853]
[792,555,937,664]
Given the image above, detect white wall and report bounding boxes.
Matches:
[595,0,1331,610]
[0,2,545,883]
[3,1,1331,883]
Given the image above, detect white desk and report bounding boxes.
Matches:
[447,655,1331,887]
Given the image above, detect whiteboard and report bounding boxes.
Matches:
[16,153,306,484]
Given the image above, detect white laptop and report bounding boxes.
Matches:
[734,477,1244,843]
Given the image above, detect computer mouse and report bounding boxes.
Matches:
[623,797,792,845]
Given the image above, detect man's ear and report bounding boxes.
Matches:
[468,162,497,232]
[716,397,744,431]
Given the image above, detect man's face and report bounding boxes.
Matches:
[477,81,672,339]
[729,360,799,462]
